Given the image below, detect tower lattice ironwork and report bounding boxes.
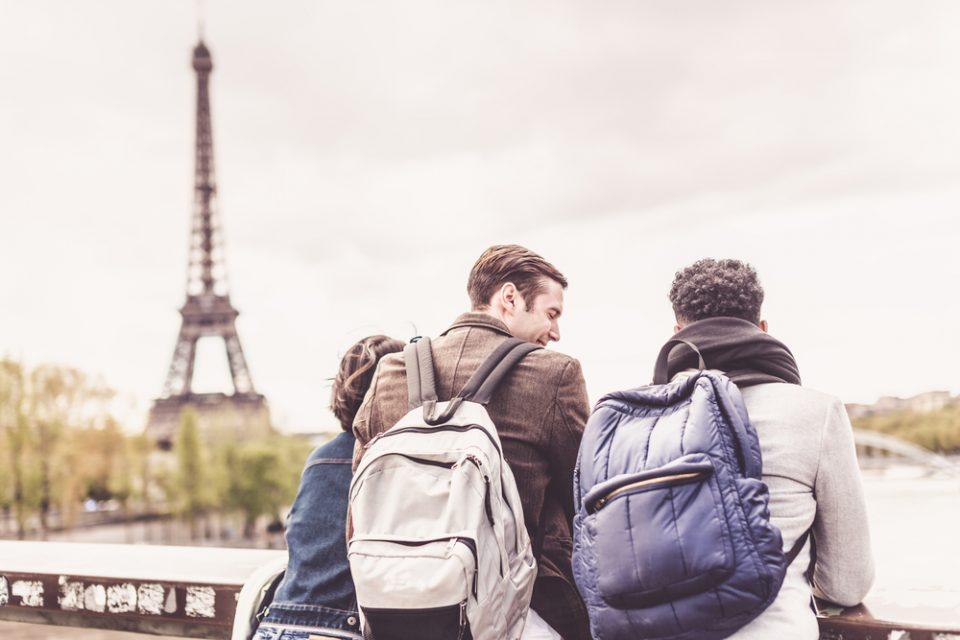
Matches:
[147,40,268,447]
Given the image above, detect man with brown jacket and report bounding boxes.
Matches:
[352,244,591,640]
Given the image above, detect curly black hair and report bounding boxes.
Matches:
[669,258,764,324]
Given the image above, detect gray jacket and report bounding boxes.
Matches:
[732,382,874,639]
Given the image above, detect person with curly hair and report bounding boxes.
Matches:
[659,258,874,639]
[669,258,765,326]
[253,335,405,640]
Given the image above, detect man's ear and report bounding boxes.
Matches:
[673,324,682,334]
[499,282,518,311]
[759,319,768,333]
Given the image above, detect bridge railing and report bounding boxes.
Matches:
[1,542,958,640]
[853,429,960,476]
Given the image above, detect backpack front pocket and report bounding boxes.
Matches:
[349,536,477,639]
[582,458,734,608]
[361,602,471,640]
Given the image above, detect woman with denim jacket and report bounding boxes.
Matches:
[254,335,405,640]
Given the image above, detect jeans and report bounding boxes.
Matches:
[253,621,363,640]
[257,431,361,639]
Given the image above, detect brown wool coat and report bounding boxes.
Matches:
[352,312,591,640]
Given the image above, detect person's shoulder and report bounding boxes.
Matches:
[740,382,845,421]
[527,347,579,364]
[372,350,406,376]
[307,431,355,463]
[522,348,583,381]
[381,350,405,366]
[743,382,838,402]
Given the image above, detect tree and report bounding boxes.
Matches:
[220,437,309,540]
[26,365,111,533]
[0,427,12,534]
[0,360,34,538]
[175,408,210,539]
[127,432,155,514]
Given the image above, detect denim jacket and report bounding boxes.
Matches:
[258,431,361,639]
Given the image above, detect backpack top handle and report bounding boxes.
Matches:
[653,338,706,384]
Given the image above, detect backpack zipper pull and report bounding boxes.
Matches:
[483,476,494,527]
[458,600,468,639]
[462,454,496,527]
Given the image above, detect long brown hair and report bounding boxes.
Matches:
[331,334,405,432]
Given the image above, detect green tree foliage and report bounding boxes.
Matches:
[174,408,212,539]
[0,358,321,544]
[125,432,154,512]
[25,365,112,532]
[0,360,36,538]
[221,437,309,539]
[853,404,960,453]
[69,418,136,516]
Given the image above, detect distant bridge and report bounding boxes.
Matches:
[853,429,960,476]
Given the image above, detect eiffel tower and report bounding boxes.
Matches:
[147,39,269,448]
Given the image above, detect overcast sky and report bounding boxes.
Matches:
[2,1,959,431]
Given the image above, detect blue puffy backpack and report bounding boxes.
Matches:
[572,339,809,640]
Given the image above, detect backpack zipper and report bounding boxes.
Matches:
[590,470,707,513]
[350,452,455,491]
[357,451,494,530]
[459,454,504,577]
[461,454,495,528]
[354,535,480,598]
[394,452,455,469]
[362,423,511,520]
[366,423,501,457]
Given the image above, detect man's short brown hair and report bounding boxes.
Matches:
[467,244,568,310]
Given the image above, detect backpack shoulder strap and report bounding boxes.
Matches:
[404,337,438,410]
[459,338,541,405]
[653,338,706,384]
[784,528,813,571]
[783,527,818,612]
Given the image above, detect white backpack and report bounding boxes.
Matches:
[349,337,538,640]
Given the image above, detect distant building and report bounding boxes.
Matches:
[846,390,957,419]
[907,391,954,413]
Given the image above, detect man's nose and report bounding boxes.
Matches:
[549,322,560,343]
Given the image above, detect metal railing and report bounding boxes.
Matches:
[1,541,958,640]
[853,429,960,476]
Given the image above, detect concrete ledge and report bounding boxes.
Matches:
[1,541,958,639]
[0,542,284,639]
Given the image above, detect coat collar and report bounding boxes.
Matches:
[443,311,513,337]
